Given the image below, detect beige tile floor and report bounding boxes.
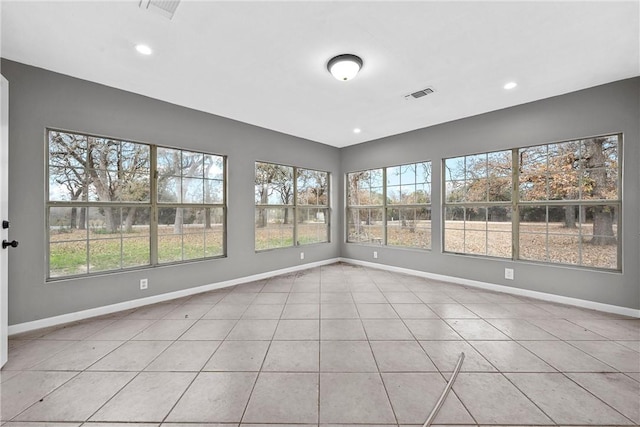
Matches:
[1,262,639,426]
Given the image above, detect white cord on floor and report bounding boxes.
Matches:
[423,351,465,427]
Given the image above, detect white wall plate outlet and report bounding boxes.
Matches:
[505,268,514,280]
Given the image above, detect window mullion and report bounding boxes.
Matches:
[512,148,519,261]
[382,167,387,245]
[293,167,298,246]
[150,145,158,266]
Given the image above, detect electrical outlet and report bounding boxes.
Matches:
[373,251,378,259]
[140,278,148,290]
[300,252,305,260]
[504,268,514,280]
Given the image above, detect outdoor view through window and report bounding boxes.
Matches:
[47,130,226,279]
[443,134,621,270]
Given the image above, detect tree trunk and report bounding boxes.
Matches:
[103,207,119,233]
[205,208,211,229]
[70,207,78,229]
[124,207,137,233]
[79,207,86,230]
[174,208,183,234]
[591,206,616,245]
[257,184,268,228]
[584,138,615,245]
[563,206,576,228]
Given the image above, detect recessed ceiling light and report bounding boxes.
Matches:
[353,128,361,134]
[327,54,363,81]
[504,81,517,90]
[135,44,153,55]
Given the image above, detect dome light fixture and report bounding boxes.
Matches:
[327,54,363,81]
[135,44,153,55]
[504,81,518,90]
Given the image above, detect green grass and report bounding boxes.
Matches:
[49,229,222,277]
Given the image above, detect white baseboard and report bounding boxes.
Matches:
[8,258,340,336]
[340,258,640,318]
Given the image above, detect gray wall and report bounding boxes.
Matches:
[2,59,341,325]
[341,77,640,310]
[3,59,638,326]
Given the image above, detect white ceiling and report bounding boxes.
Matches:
[2,1,639,148]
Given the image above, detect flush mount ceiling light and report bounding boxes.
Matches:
[353,128,361,134]
[504,81,518,90]
[327,54,363,81]
[135,44,153,55]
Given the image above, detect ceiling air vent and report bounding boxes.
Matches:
[139,0,181,20]
[405,87,435,100]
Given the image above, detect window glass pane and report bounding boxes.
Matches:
[89,238,122,273]
[444,157,465,181]
[205,154,224,180]
[488,176,511,202]
[158,207,183,263]
[487,207,511,258]
[48,167,87,202]
[297,207,329,245]
[443,227,464,253]
[445,180,465,203]
[183,177,204,203]
[157,147,181,176]
[182,151,204,178]
[348,170,380,206]
[255,207,294,250]
[417,162,431,184]
[487,151,511,176]
[366,186,381,205]
[158,234,183,263]
[297,169,328,206]
[49,207,86,242]
[119,168,150,202]
[158,176,181,203]
[464,230,487,255]
[49,206,88,277]
[88,137,119,170]
[465,177,488,202]
[444,206,465,225]
[387,207,431,249]
[255,162,294,205]
[121,142,150,171]
[121,208,150,268]
[205,207,225,257]
[122,236,150,268]
[347,208,383,244]
[205,179,224,203]
[369,169,383,188]
[466,154,487,180]
[547,234,580,266]
[88,207,121,238]
[387,185,401,204]
[401,164,417,185]
[387,166,401,186]
[49,240,87,278]
[49,131,87,168]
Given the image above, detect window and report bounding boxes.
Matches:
[347,161,432,249]
[443,134,621,270]
[47,129,226,279]
[443,151,512,257]
[156,148,225,263]
[255,162,329,251]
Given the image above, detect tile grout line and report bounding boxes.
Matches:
[384,275,480,426]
